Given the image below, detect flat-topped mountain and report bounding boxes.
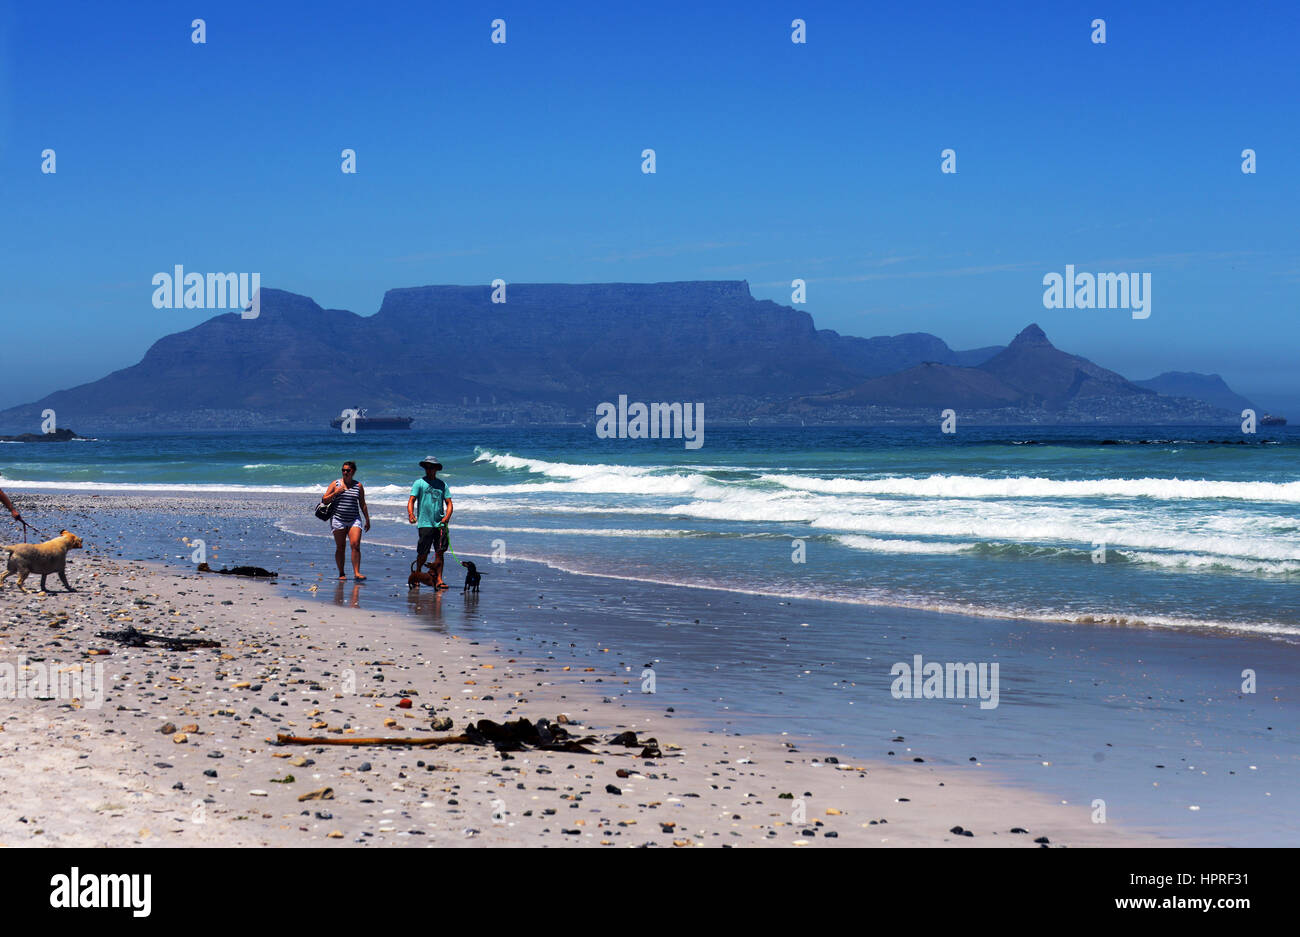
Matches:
[368,282,862,401]
[0,283,1251,429]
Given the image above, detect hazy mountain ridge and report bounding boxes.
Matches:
[0,283,1253,429]
[789,324,1235,424]
[1134,372,1257,415]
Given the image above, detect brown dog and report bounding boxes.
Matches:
[408,559,437,590]
[0,529,83,593]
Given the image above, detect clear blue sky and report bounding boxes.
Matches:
[2,0,1297,411]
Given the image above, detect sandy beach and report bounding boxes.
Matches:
[0,544,1173,848]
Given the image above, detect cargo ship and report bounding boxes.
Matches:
[1260,414,1287,426]
[329,408,413,430]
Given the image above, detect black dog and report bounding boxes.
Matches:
[461,560,485,593]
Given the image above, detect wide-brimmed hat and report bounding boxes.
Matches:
[418,455,443,470]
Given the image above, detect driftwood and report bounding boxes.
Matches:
[95,625,221,650]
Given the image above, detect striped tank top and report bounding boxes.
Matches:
[331,480,362,524]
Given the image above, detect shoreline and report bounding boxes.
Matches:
[6,484,1296,643]
[0,553,1172,847]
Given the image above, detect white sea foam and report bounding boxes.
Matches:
[834,535,970,555]
[473,451,655,479]
[765,472,1300,504]
[453,523,693,538]
[1121,551,1300,575]
[408,455,1300,564]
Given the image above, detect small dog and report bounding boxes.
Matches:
[408,559,437,590]
[461,560,485,593]
[0,529,83,593]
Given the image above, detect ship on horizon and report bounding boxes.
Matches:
[1261,414,1287,426]
[328,408,413,430]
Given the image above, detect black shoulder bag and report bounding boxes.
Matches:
[315,481,340,522]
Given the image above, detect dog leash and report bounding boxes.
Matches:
[444,529,464,566]
[18,518,45,543]
[409,529,464,569]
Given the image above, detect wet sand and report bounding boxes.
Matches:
[0,545,1171,847]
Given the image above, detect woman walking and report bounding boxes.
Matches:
[322,460,370,580]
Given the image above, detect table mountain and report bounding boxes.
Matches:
[0,285,1251,429]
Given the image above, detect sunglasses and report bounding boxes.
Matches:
[341,468,354,473]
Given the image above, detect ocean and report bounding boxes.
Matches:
[5,425,1298,844]
[7,425,1300,641]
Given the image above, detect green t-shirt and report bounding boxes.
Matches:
[411,476,450,527]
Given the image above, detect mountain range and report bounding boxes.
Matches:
[787,323,1254,422]
[0,281,1258,430]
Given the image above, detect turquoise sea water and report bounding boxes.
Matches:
[6,425,1300,641]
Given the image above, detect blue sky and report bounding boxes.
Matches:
[1,0,1297,411]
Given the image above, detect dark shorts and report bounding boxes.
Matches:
[417,526,449,555]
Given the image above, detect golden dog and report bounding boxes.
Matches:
[0,530,83,593]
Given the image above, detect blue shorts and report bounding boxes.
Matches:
[331,516,363,532]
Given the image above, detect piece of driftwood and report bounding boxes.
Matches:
[95,625,221,650]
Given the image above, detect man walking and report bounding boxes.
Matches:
[408,456,453,590]
[0,487,23,525]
